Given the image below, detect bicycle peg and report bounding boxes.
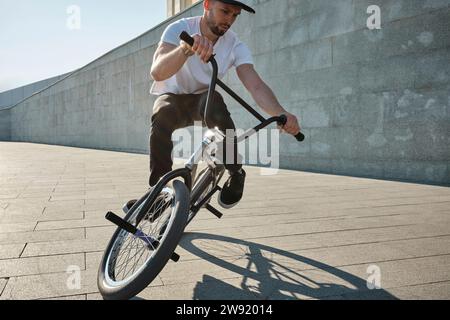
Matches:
[105,212,180,262]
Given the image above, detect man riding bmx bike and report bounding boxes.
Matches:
[125,0,301,213]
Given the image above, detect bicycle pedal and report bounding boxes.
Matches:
[205,204,223,219]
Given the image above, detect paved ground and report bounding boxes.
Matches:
[0,141,449,300]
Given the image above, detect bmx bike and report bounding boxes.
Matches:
[97,32,305,300]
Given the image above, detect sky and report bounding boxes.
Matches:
[0,0,167,92]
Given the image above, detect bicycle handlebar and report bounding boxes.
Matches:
[180,31,195,48]
[277,115,305,142]
[180,31,305,142]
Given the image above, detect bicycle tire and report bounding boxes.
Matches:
[97,179,189,300]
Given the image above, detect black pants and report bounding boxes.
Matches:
[149,91,242,187]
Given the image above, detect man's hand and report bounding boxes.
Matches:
[180,34,214,63]
[278,112,301,136]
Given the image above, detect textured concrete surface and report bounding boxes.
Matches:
[0,142,449,300]
[0,0,449,184]
[0,74,70,140]
[0,74,72,109]
[0,109,10,141]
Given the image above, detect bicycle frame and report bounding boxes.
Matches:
[183,39,290,187]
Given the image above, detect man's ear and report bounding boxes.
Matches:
[204,0,212,11]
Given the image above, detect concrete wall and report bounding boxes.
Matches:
[167,0,199,17]
[0,74,70,140]
[0,109,10,141]
[4,0,450,185]
[0,73,71,109]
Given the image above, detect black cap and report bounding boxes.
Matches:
[217,0,256,14]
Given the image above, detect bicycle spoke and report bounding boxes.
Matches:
[122,240,149,279]
[116,236,137,280]
[123,240,141,279]
[111,233,132,278]
[105,185,179,285]
[130,242,149,276]
[114,233,134,271]
[119,235,142,279]
[149,202,170,236]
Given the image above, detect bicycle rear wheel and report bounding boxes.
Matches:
[97,179,189,300]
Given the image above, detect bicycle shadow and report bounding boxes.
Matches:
[177,232,398,300]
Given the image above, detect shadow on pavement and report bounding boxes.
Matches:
[176,232,398,300]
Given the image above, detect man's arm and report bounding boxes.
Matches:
[236,64,301,135]
[150,36,215,81]
[150,42,189,82]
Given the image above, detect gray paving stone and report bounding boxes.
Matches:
[260,255,450,300]
[42,294,87,300]
[0,211,83,224]
[0,253,85,278]
[187,206,449,232]
[380,281,450,300]
[153,237,450,289]
[177,224,450,264]
[85,226,116,242]
[0,270,97,300]
[22,238,108,258]
[336,255,450,293]
[185,212,447,243]
[136,276,261,300]
[0,203,10,210]
[0,244,26,259]
[0,142,449,299]
[0,228,85,245]
[85,252,104,271]
[0,222,36,233]
[86,292,104,300]
[262,236,450,273]
[322,281,450,300]
[35,217,110,231]
[0,279,7,296]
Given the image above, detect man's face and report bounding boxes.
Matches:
[204,0,242,36]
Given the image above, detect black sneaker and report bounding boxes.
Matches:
[218,169,246,209]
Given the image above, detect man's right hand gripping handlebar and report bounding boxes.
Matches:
[277,115,305,142]
[180,31,305,143]
[180,31,215,63]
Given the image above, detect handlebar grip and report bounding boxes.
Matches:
[277,115,305,142]
[180,31,195,47]
[295,132,305,142]
[278,114,287,126]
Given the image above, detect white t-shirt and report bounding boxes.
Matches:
[150,16,254,96]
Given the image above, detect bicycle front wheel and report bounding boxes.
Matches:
[97,179,189,300]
